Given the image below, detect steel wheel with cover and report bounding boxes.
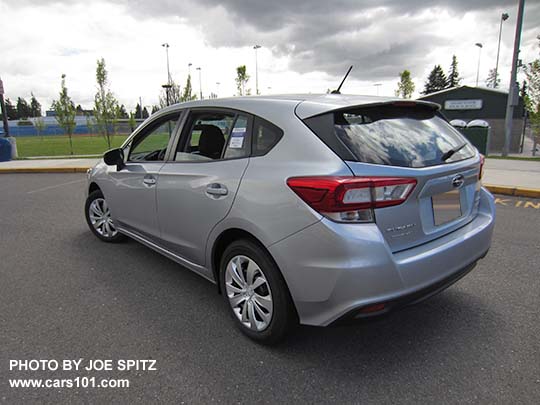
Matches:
[85,189,126,243]
[220,239,297,344]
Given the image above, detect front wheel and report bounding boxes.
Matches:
[220,239,297,344]
[85,189,126,243]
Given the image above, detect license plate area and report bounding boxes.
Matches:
[432,190,462,226]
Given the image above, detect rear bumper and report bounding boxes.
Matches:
[269,187,495,326]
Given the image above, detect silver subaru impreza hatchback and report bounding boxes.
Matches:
[85,94,495,343]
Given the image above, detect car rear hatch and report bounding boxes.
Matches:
[301,100,483,252]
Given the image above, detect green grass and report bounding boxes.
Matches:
[15,135,128,158]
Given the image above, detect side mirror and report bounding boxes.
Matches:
[103,148,125,170]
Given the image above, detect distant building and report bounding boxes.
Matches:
[418,85,525,153]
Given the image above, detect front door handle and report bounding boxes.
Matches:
[143,175,157,186]
[206,183,228,196]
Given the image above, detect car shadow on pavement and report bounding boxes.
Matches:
[71,230,503,381]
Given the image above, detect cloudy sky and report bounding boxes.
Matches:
[0,0,539,113]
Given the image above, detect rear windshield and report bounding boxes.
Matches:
[309,105,476,168]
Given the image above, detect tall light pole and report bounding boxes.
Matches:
[475,43,483,87]
[196,67,202,99]
[188,63,192,77]
[254,45,261,95]
[374,83,382,96]
[216,82,220,97]
[503,0,525,157]
[494,13,510,88]
[162,43,171,106]
[161,43,171,83]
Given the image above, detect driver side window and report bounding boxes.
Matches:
[128,114,179,162]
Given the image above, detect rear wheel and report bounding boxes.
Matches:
[85,189,126,243]
[220,239,297,344]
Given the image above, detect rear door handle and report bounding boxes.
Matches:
[143,175,157,186]
[206,183,228,196]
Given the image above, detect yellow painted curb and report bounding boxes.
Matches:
[0,167,91,174]
[484,184,540,199]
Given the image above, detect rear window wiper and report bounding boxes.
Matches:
[441,143,468,162]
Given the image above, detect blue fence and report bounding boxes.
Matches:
[5,119,143,137]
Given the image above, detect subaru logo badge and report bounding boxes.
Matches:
[452,174,465,188]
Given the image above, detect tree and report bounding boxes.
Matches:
[134,103,143,119]
[93,58,120,148]
[128,112,137,132]
[16,97,31,119]
[422,65,447,95]
[181,74,197,102]
[151,105,159,114]
[486,68,501,89]
[395,70,415,98]
[30,93,42,117]
[5,98,17,120]
[446,55,462,88]
[236,65,250,96]
[34,116,46,140]
[142,107,149,118]
[52,74,76,155]
[118,104,128,119]
[75,104,84,115]
[524,35,540,152]
[159,79,181,108]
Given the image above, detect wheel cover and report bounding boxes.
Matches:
[225,255,273,331]
[88,198,118,238]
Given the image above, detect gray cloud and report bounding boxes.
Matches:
[124,0,540,81]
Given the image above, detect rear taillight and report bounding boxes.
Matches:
[479,154,485,180]
[286,176,416,223]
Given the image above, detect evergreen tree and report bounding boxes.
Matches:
[422,65,447,95]
[395,70,415,98]
[5,98,18,120]
[118,104,128,118]
[446,55,461,88]
[142,107,149,118]
[134,103,142,119]
[16,97,31,119]
[151,105,159,114]
[30,93,42,117]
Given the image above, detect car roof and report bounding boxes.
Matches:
[158,94,440,120]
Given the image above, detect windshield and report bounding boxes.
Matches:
[333,105,476,168]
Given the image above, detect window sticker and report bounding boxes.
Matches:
[229,127,246,148]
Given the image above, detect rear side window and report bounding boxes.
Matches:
[252,117,283,156]
[305,105,475,168]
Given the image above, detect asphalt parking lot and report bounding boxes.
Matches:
[1,173,539,404]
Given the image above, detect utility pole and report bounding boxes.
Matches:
[502,0,525,157]
[139,96,143,119]
[162,43,171,106]
[0,78,9,137]
[254,45,261,95]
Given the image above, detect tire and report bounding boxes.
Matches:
[85,189,126,243]
[220,239,297,344]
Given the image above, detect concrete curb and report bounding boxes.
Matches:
[484,184,540,199]
[0,167,91,174]
[1,168,539,198]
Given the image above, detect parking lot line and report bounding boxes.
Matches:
[26,179,85,195]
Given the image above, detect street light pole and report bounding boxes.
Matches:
[216,82,220,98]
[502,0,525,157]
[196,67,202,99]
[374,83,382,96]
[253,45,261,95]
[494,13,510,88]
[162,43,171,106]
[475,43,483,87]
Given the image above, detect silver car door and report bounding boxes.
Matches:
[156,110,252,269]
